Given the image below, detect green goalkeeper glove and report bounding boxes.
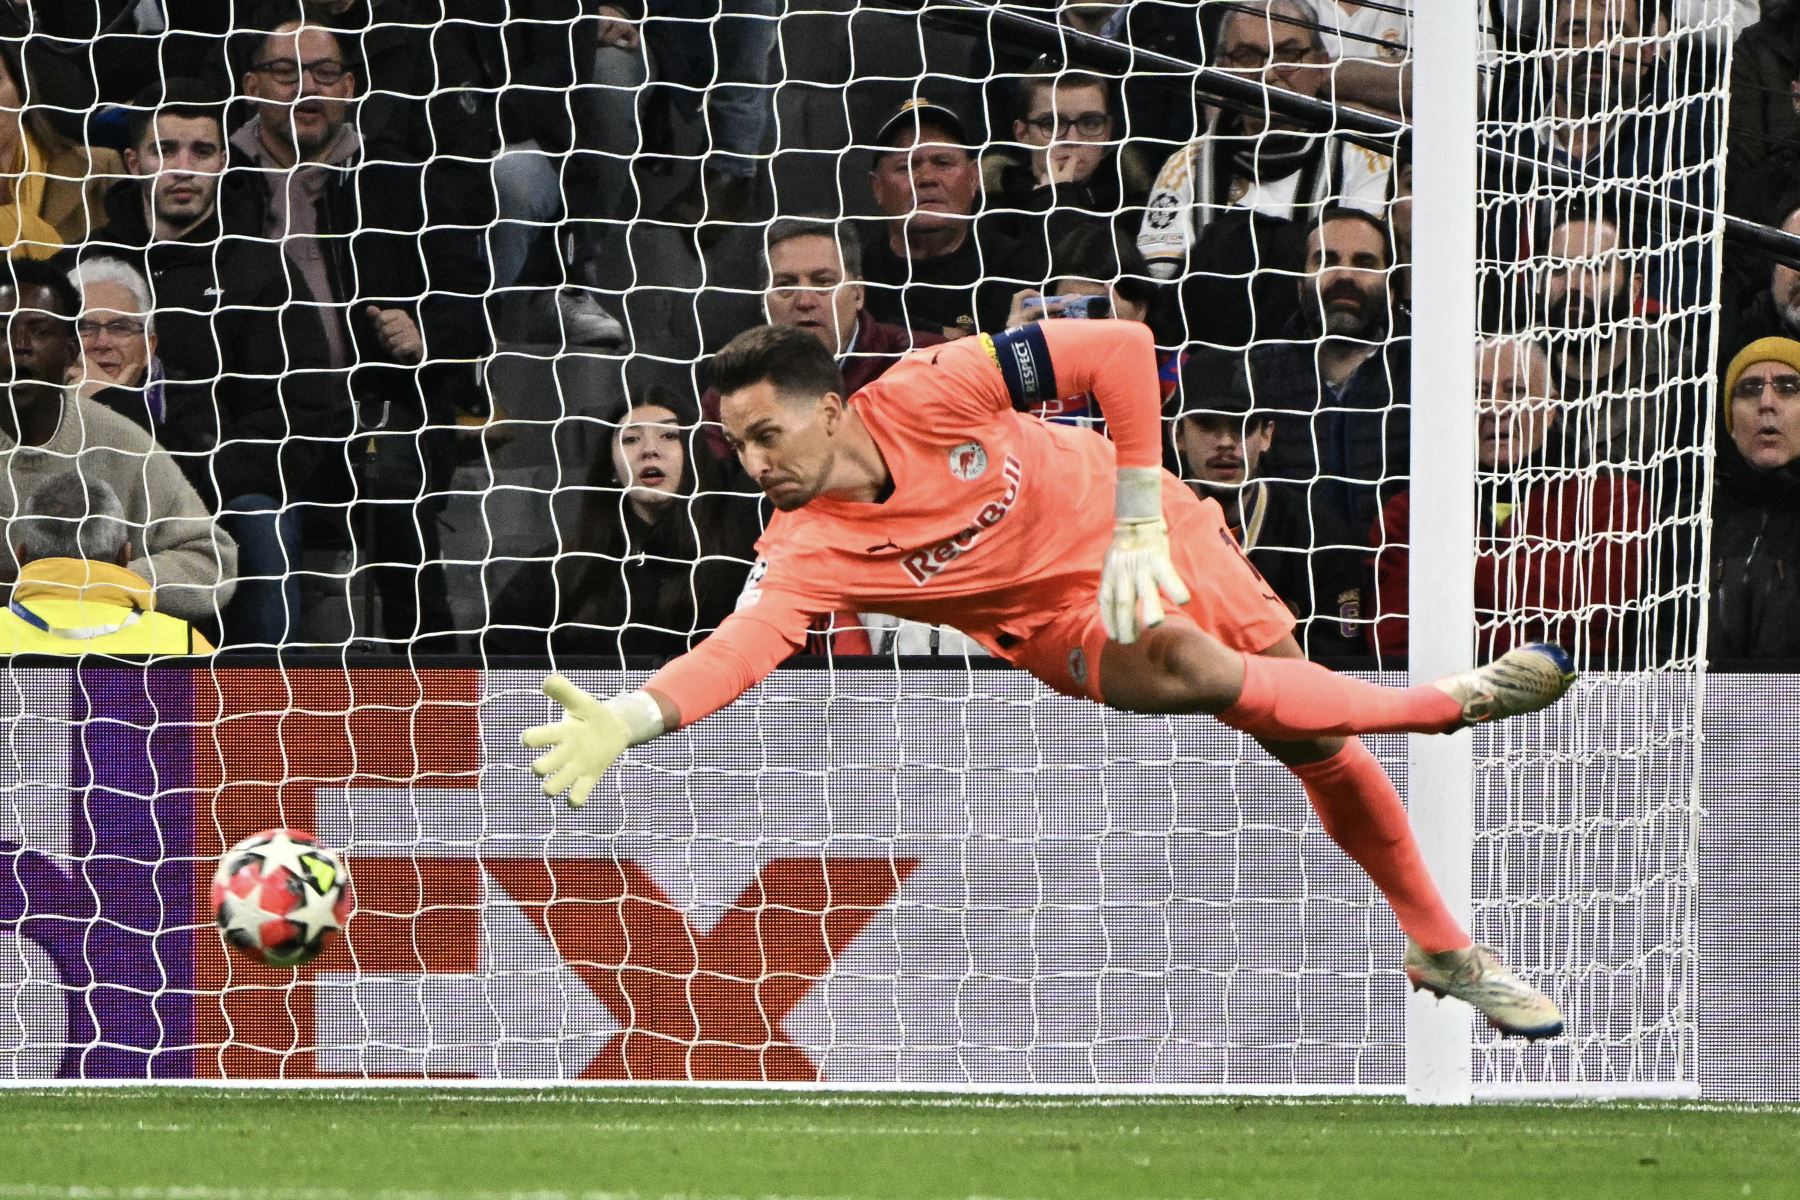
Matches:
[521,675,666,808]
[1099,467,1192,645]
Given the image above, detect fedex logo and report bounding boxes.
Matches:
[900,455,1023,585]
[0,668,916,1081]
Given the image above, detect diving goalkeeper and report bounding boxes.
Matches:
[523,319,1572,1040]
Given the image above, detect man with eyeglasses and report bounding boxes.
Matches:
[1136,0,1392,345]
[1369,337,1646,664]
[1051,2,1203,147]
[67,256,163,431]
[1710,337,1800,660]
[0,258,236,629]
[77,78,336,647]
[229,17,469,649]
[982,69,1154,255]
[697,217,944,467]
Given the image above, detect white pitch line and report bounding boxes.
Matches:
[4,1089,1793,1117]
[5,1117,1212,1143]
[0,1187,1212,1200]
[0,1089,1388,1111]
[0,1188,844,1200]
[3,1119,981,1141]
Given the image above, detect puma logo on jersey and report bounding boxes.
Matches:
[900,455,1023,586]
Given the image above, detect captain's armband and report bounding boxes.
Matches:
[980,325,1059,412]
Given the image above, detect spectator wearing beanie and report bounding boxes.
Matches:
[1710,336,1800,661]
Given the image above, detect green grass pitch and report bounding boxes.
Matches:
[1,1088,1796,1200]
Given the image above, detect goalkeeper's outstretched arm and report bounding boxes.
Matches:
[522,600,810,807]
[1019,319,1191,643]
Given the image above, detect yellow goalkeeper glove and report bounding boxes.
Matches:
[1099,467,1192,645]
[521,675,665,808]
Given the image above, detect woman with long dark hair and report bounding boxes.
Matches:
[484,390,761,661]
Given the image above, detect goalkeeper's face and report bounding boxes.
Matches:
[720,381,843,512]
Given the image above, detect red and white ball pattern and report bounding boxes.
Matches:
[212,828,353,968]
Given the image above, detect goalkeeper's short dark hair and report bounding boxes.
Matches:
[710,324,847,402]
[125,78,226,150]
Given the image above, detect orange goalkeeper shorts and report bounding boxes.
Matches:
[1009,481,1297,703]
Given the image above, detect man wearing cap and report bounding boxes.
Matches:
[859,98,1043,340]
[1169,349,1368,659]
[1710,336,1800,660]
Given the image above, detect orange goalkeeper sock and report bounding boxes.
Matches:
[1291,738,1469,954]
[1218,652,1463,740]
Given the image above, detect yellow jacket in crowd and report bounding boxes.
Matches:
[2,557,215,655]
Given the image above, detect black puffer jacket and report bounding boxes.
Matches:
[1250,315,1412,539]
[1709,438,1800,663]
[75,178,339,507]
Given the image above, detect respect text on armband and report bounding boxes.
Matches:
[900,456,1023,585]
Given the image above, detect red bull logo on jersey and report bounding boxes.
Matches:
[901,455,1023,585]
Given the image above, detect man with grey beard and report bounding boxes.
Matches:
[1250,206,1410,539]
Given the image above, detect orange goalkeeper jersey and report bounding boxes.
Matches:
[647,318,1166,727]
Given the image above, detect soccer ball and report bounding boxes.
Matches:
[212,828,353,968]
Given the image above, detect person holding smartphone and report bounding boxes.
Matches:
[1003,225,1179,429]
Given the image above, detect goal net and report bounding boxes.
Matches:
[0,0,1732,1095]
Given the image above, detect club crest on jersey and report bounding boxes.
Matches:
[736,557,770,610]
[947,441,988,481]
[901,455,1023,585]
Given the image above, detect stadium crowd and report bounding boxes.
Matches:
[0,0,1792,665]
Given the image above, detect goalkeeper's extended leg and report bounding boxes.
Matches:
[1266,732,1562,1038]
[1098,621,1576,740]
[1102,630,1569,1039]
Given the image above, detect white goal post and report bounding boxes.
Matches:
[1406,0,1478,1107]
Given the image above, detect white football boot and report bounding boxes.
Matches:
[1430,642,1576,727]
[1404,940,1565,1040]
